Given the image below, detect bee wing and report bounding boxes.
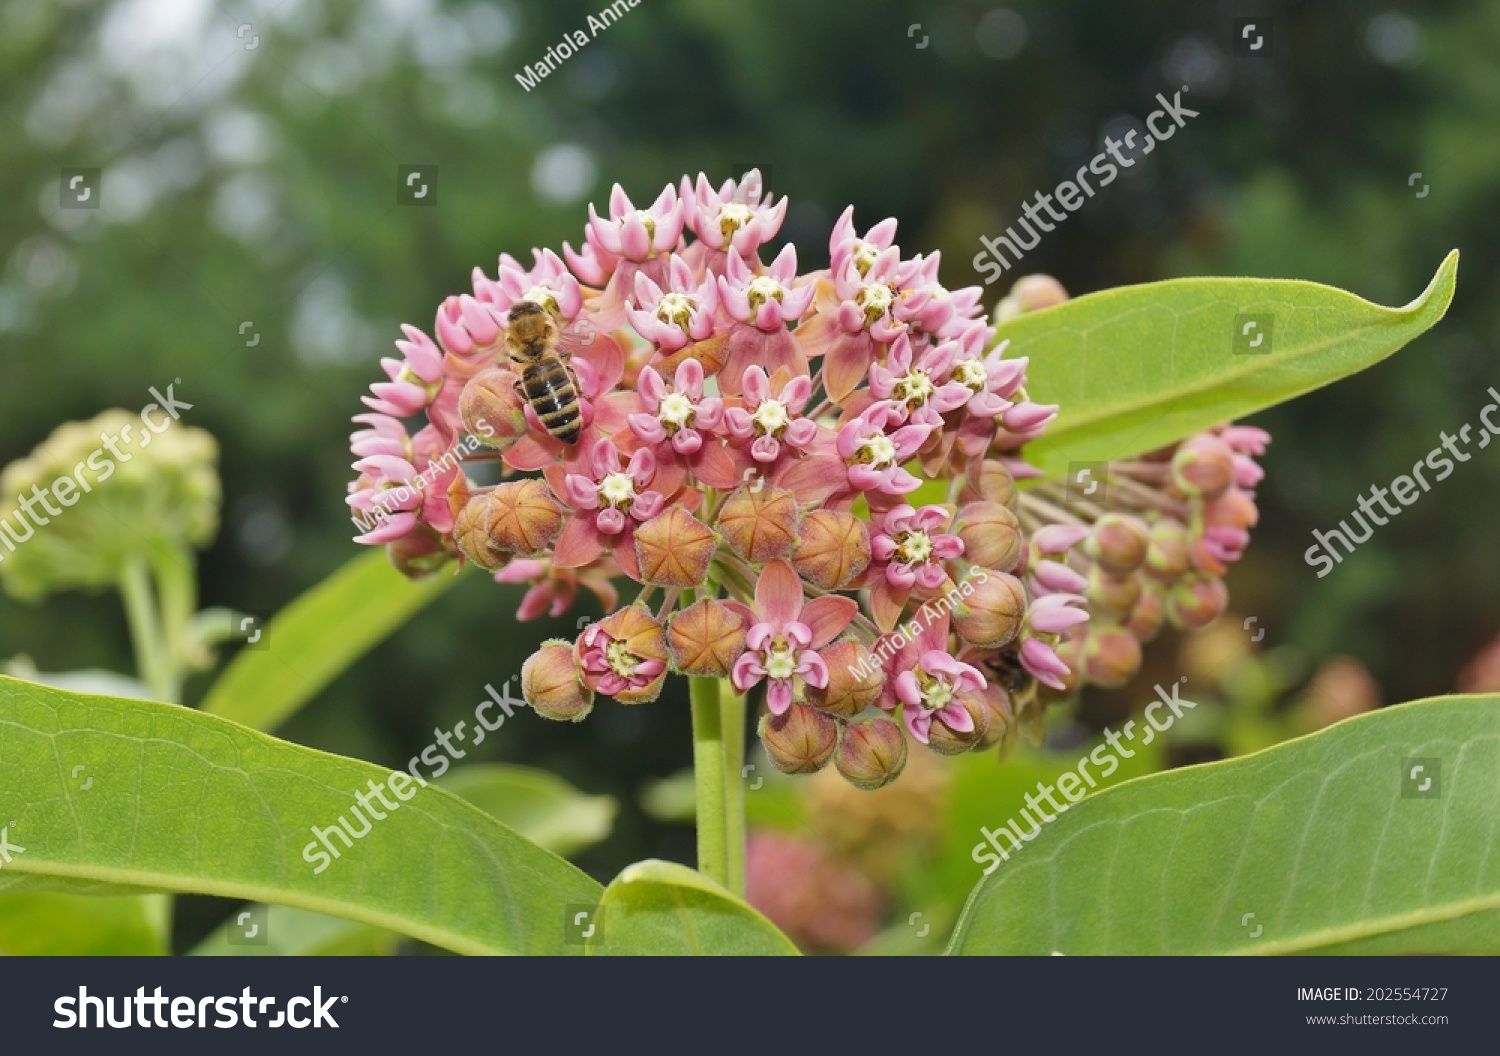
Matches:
[554,319,600,360]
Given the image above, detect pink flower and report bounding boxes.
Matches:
[866,504,964,630]
[432,294,504,360]
[722,366,820,467]
[495,556,621,621]
[585,183,685,262]
[867,333,973,429]
[684,169,787,258]
[625,359,736,488]
[1018,593,1090,690]
[828,205,899,281]
[548,438,683,580]
[729,559,857,715]
[778,400,931,508]
[717,245,816,332]
[477,248,585,321]
[876,615,985,744]
[626,255,720,353]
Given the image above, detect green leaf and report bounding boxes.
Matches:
[948,694,1500,955]
[198,550,460,732]
[437,763,616,858]
[190,904,403,957]
[585,859,799,956]
[0,675,600,955]
[1011,251,1458,475]
[0,892,168,955]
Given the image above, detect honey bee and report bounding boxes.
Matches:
[506,301,582,445]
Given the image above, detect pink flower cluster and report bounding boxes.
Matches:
[346,171,1268,788]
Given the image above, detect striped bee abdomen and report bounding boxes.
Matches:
[519,359,582,444]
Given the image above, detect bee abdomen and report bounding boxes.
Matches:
[520,360,582,444]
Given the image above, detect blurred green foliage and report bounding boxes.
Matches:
[2,0,1497,948]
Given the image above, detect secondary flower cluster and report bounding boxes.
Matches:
[346,172,1268,789]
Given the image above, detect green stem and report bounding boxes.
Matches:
[720,682,747,896]
[690,675,729,888]
[118,558,173,703]
[150,543,196,704]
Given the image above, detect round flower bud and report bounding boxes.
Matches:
[960,458,1018,510]
[635,507,716,587]
[1086,566,1142,617]
[1125,580,1167,642]
[954,501,1022,572]
[994,274,1070,322]
[1146,517,1191,580]
[717,485,800,563]
[759,703,839,774]
[1084,513,1149,576]
[452,494,507,571]
[924,691,991,755]
[834,718,908,790]
[1167,574,1229,630]
[487,479,564,555]
[1080,626,1143,688]
[1170,434,1235,499]
[459,368,529,451]
[523,640,594,722]
[1203,487,1259,531]
[792,509,870,590]
[667,598,747,677]
[807,639,883,717]
[952,570,1027,649]
[387,523,455,579]
[971,681,1015,750]
[576,606,669,704]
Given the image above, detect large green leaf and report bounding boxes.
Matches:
[1011,251,1458,475]
[948,694,1500,955]
[0,892,168,955]
[585,859,799,956]
[190,904,403,957]
[0,675,599,955]
[199,550,460,732]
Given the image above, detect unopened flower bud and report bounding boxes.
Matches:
[792,509,870,589]
[1080,626,1143,688]
[576,605,669,704]
[759,703,839,774]
[952,570,1027,649]
[960,458,1018,510]
[925,691,990,755]
[1086,566,1142,617]
[1171,434,1235,499]
[807,639,883,717]
[667,598,747,677]
[1146,517,1191,580]
[635,507,716,587]
[387,523,456,578]
[954,501,1022,572]
[994,274,1069,323]
[972,682,1015,750]
[717,485,800,563]
[1167,574,1228,630]
[1203,487,1259,531]
[459,368,528,451]
[453,494,506,571]
[487,479,565,555]
[1084,513,1149,575]
[1125,580,1167,642]
[523,639,594,722]
[834,718,908,790]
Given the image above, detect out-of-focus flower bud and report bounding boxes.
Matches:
[634,506,716,587]
[1203,488,1258,531]
[1125,580,1167,642]
[523,639,594,721]
[960,458,1018,510]
[453,494,507,571]
[972,682,1014,750]
[576,605,669,704]
[1084,513,1149,575]
[994,274,1069,323]
[387,523,455,578]
[1167,574,1228,630]
[459,368,528,451]
[667,598,747,677]
[1080,625,1143,688]
[834,718,908,790]
[792,509,870,589]
[1086,566,1142,617]
[925,691,990,755]
[487,479,565,555]
[1301,656,1381,730]
[1146,517,1191,580]
[1035,635,1084,703]
[759,702,839,774]
[807,639,883,717]
[951,569,1027,648]
[717,484,800,563]
[1171,434,1234,499]
[954,501,1022,572]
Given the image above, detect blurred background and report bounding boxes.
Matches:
[1,0,1497,952]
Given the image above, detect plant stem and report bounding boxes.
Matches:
[119,558,174,703]
[720,681,747,896]
[689,675,729,888]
